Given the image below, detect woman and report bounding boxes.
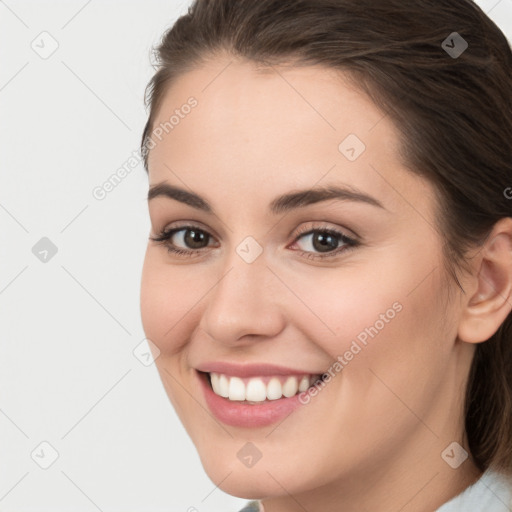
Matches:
[139,0,512,510]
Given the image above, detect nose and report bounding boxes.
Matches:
[198,244,286,346]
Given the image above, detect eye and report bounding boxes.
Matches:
[290,225,359,260]
[149,224,217,257]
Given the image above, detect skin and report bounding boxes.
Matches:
[140,53,512,512]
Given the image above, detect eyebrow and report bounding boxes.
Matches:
[147,182,386,215]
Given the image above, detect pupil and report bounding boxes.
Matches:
[185,229,207,249]
[313,232,338,252]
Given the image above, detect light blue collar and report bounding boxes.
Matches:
[238,468,512,512]
[436,468,512,511]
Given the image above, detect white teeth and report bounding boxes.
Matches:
[210,372,220,394]
[228,376,245,401]
[246,378,267,401]
[282,376,298,397]
[298,375,310,392]
[208,372,317,402]
[218,374,229,397]
[266,377,283,400]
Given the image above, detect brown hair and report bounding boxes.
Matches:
[141,0,512,474]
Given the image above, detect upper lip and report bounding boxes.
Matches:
[195,361,323,378]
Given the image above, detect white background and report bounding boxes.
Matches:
[1,1,511,511]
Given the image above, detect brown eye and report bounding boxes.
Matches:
[181,228,210,249]
[294,228,354,255]
[311,232,339,253]
[149,225,216,257]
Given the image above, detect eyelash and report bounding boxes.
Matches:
[149,223,360,261]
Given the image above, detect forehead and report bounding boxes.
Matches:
[147,57,430,216]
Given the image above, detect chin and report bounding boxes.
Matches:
[198,451,293,499]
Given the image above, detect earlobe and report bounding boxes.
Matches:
[457,218,512,344]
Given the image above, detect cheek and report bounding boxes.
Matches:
[140,249,201,355]
[282,253,449,378]
[277,263,406,357]
[278,263,451,461]
[140,251,203,422]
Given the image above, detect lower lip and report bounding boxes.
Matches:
[197,371,308,428]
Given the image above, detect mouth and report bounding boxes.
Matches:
[195,365,331,427]
[199,371,324,404]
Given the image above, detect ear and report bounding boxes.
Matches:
[458,217,512,344]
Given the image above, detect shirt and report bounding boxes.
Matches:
[436,468,512,511]
[236,468,512,512]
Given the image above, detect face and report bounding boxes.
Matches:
[140,56,474,501]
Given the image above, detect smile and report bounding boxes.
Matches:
[195,363,330,427]
[208,372,323,403]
